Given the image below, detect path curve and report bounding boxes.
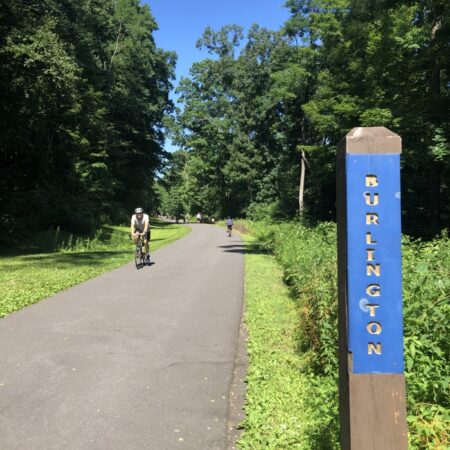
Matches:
[0,224,245,450]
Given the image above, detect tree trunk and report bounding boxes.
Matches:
[429,16,442,235]
[299,151,305,217]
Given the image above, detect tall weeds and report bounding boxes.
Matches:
[245,221,449,449]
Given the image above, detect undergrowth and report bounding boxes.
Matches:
[238,234,339,449]
[239,220,449,449]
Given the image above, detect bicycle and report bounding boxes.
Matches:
[134,234,146,268]
[227,225,232,237]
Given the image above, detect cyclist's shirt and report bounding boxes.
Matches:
[132,213,149,232]
[226,219,233,226]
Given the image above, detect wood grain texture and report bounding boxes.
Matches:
[349,374,408,449]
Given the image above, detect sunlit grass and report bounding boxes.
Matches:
[239,220,449,450]
[237,234,337,449]
[0,220,190,317]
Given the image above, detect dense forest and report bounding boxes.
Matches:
[0,0,175,240]
[1,0,449,239]
[160,0,449,238]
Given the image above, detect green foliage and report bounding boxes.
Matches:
[0,0,175,238]
[0,221,190,317]
[252,221,339,375]
[402,233,450,448]
[163,0,450,236]
[241,220,449,449]
[244,201,281,221]
[284,0,450,235]
[169,25,305,219]
[429,128,450,163]
[238,233,339,449]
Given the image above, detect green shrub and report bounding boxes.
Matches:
[402,233,450,448]
[245,201,281,221]
[248,221,339,376]
[238,233,339,449]
[242,220,449,449]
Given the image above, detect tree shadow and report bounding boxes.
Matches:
[12,251,130,267]
[217,243,269,255]
[0,219,179,257]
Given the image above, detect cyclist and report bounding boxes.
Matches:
[226,217,233,236]
[131,207,150,262]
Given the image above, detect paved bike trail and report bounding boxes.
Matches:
[0,224,246,450]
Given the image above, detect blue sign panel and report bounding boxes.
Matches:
[346,154,404,373]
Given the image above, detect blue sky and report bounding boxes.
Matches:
[146,0,290,81]
[142,0,291,151]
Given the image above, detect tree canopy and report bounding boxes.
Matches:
[162,0,449,236]
[0,0,175,238]
[1,0,448,238]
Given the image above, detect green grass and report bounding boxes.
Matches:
[238,220,449,450]
[238,234,338,449]
[0,220,190,317]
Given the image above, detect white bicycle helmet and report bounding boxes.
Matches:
[135,207,144,214]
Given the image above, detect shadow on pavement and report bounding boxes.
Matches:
[135,261,155,270]
[217,244,269,255]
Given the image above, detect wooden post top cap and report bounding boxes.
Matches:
[338,127,402,154]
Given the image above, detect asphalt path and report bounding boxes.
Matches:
[0,224,246,450]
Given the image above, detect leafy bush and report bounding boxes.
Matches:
[244,201,281,221]
[248,221,338,375]
[243,220,449,449]
[238,233,339,449]
[402,233,450,448]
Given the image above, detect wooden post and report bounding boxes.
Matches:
[337,127,408,449]
[299,151,305,217]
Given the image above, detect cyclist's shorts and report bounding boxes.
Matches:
[227,224,232,230]
[134,230,150,241]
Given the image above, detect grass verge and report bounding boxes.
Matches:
[238,220,449,449]
[0,220,190,317]
[238,233,338,449]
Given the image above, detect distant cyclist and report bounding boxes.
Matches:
[131,207,150,262]
[226,217,233,236]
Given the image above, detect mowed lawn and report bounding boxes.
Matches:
[0,221,190,317]
[237,234,324,449]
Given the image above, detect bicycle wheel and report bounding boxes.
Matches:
[135,241,142,268]
[140,245,145,266]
